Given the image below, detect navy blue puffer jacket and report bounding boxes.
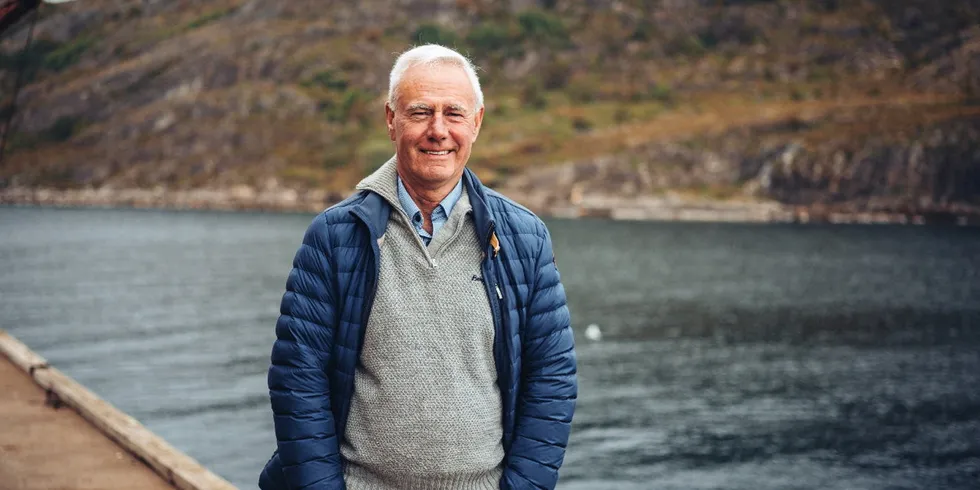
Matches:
[259,168,577,490]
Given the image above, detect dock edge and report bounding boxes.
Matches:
[0,329,239,490]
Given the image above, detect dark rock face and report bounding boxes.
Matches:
[758,116,980,213]
[503,110,980,218]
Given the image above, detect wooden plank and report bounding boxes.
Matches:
[0,330,239,490]
[0,357,178,490]
[0,329,46,373]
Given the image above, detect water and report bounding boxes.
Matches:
[1,206,978,490]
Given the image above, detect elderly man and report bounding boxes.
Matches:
[259,44,577,490]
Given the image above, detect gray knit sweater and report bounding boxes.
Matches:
[339,160,504,490]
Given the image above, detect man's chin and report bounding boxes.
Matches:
[410,158,455,173]
[416,167,461,186]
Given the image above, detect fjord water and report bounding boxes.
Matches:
[1,206,978,490]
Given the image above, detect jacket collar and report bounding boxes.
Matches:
[352,156,496,248]
[462,166,494,250]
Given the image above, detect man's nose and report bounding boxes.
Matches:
[427,114,449,140]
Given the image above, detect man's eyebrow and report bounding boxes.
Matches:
[445,104,468,114]
[405,103,433,112]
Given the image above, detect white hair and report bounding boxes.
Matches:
[387,44,484,109]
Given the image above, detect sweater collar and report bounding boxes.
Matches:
[353,155,495,250]
[396,171,464,225]
[356,156,400,208]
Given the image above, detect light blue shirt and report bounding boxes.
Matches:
[396,176,464,246]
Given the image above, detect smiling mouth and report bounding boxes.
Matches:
[421,149,452,155]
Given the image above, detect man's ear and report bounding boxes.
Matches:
[472,106,485,141]
[385,102,396,141]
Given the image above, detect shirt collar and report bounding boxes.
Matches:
[396,175,464,222]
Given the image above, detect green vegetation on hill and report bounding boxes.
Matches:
[0,0,977,215]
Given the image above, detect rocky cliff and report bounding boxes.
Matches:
[1,0,978,222]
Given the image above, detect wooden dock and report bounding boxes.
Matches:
[0,330,238,490]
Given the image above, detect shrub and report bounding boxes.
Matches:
[43,37,95,72]
[517,9,568,45]
[572,116,593,132]
[648,83,674,103]
[412,23,458,46]
[466,23,514,54]
[304,70,349,91]
[0,36,96,75]
[630,20,656,42]
[327,88,373,126]
[666,35,707,58]
[698,31,720,49]
[45,116,79,142]
[0,39,61,81]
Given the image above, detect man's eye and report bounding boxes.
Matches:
[448,113,463,118]
[412,112,427,116]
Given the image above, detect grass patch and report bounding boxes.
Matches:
[566,74,599,103]
[0,37,93,76]
[143,6,236,46]
[647,83,674,103]
[185,7,232,30]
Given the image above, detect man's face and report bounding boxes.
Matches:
[386,63,484,188]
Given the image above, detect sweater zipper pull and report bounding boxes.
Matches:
[495,284,503,300]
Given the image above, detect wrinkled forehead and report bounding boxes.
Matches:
[394,62,478,110]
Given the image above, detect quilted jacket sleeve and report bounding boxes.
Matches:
[502,223,578,490]
[268,214,345,489]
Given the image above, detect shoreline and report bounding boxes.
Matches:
[1,187,978,226]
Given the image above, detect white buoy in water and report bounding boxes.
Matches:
[584,323,602,342]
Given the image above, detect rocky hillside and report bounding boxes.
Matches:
[1,0,978,221]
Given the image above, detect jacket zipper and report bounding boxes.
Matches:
[483,223,504,330]
[481,222,513,452]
